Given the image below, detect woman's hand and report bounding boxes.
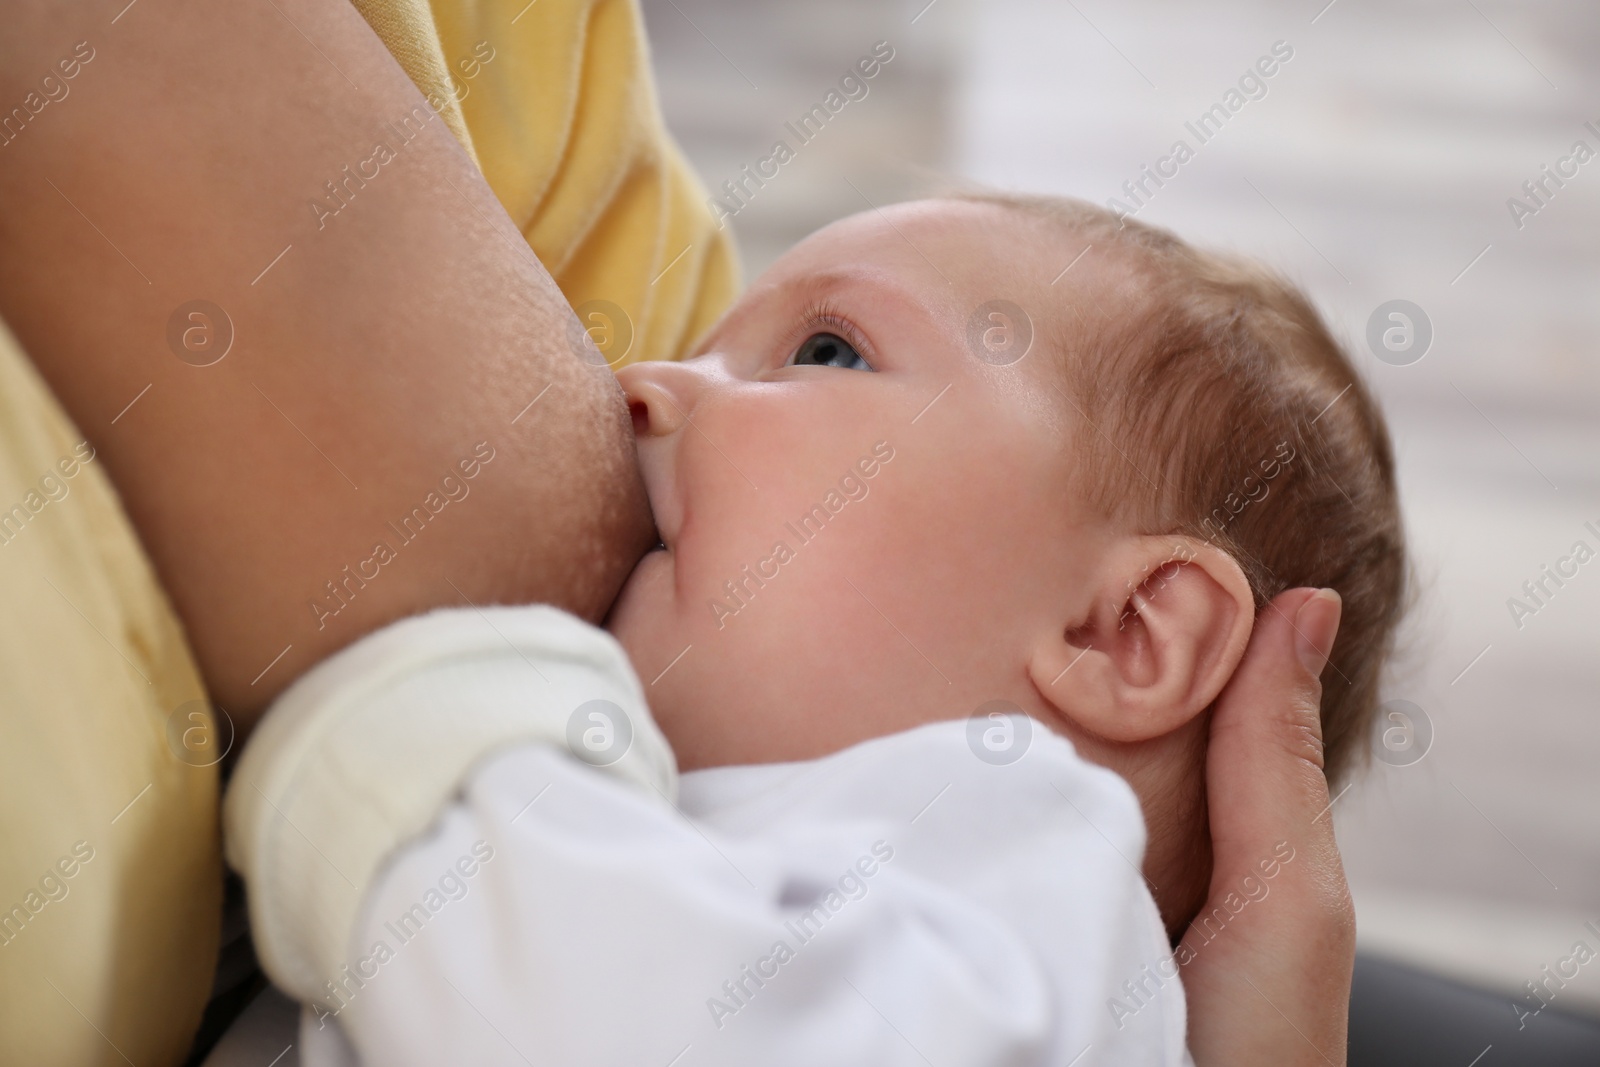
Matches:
[1180,587,1354,1066]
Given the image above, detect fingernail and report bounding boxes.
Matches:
[1294,588,1342,677]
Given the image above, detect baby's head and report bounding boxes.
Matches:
[606,194,1404,928]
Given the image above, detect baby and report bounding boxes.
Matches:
[226,194,1404,1065]
[609,190,1402,919]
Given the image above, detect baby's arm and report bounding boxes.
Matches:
[0,0,652,722]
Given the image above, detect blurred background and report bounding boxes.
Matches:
[640,0,1600,1036]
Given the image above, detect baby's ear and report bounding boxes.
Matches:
[1029,536,1254,743]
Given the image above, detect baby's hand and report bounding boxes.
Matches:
[1180,587,1351,1066]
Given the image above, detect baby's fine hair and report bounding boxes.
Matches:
[955,190,1407,785]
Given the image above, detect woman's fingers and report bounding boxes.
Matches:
[1180,587,1355,1067]
[1205,587,1341,867]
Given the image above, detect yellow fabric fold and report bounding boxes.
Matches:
[0,320,221,1067]
[351,0,742,364]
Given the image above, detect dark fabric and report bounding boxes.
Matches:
[181,872,265,1067]
[1350,953,1600,1066]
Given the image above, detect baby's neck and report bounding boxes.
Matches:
[1141,783,1212,941]
[1076,719,1212,941]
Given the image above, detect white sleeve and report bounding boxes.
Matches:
[222,605,677,1009]
[225,606,1189,1067]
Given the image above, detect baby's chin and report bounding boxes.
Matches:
[602,541,673,659]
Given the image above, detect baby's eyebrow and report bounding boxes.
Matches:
[784,267,941,328]
[689,267,943,360]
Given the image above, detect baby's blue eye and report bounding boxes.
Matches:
[790,332,873,371]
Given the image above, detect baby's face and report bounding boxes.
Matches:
[607,199,1113,770]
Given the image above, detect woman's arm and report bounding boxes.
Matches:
[0,0,653,725]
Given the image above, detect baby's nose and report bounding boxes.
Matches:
[616,359,703,437]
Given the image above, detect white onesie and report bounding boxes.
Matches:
[224,605,1192,1066]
